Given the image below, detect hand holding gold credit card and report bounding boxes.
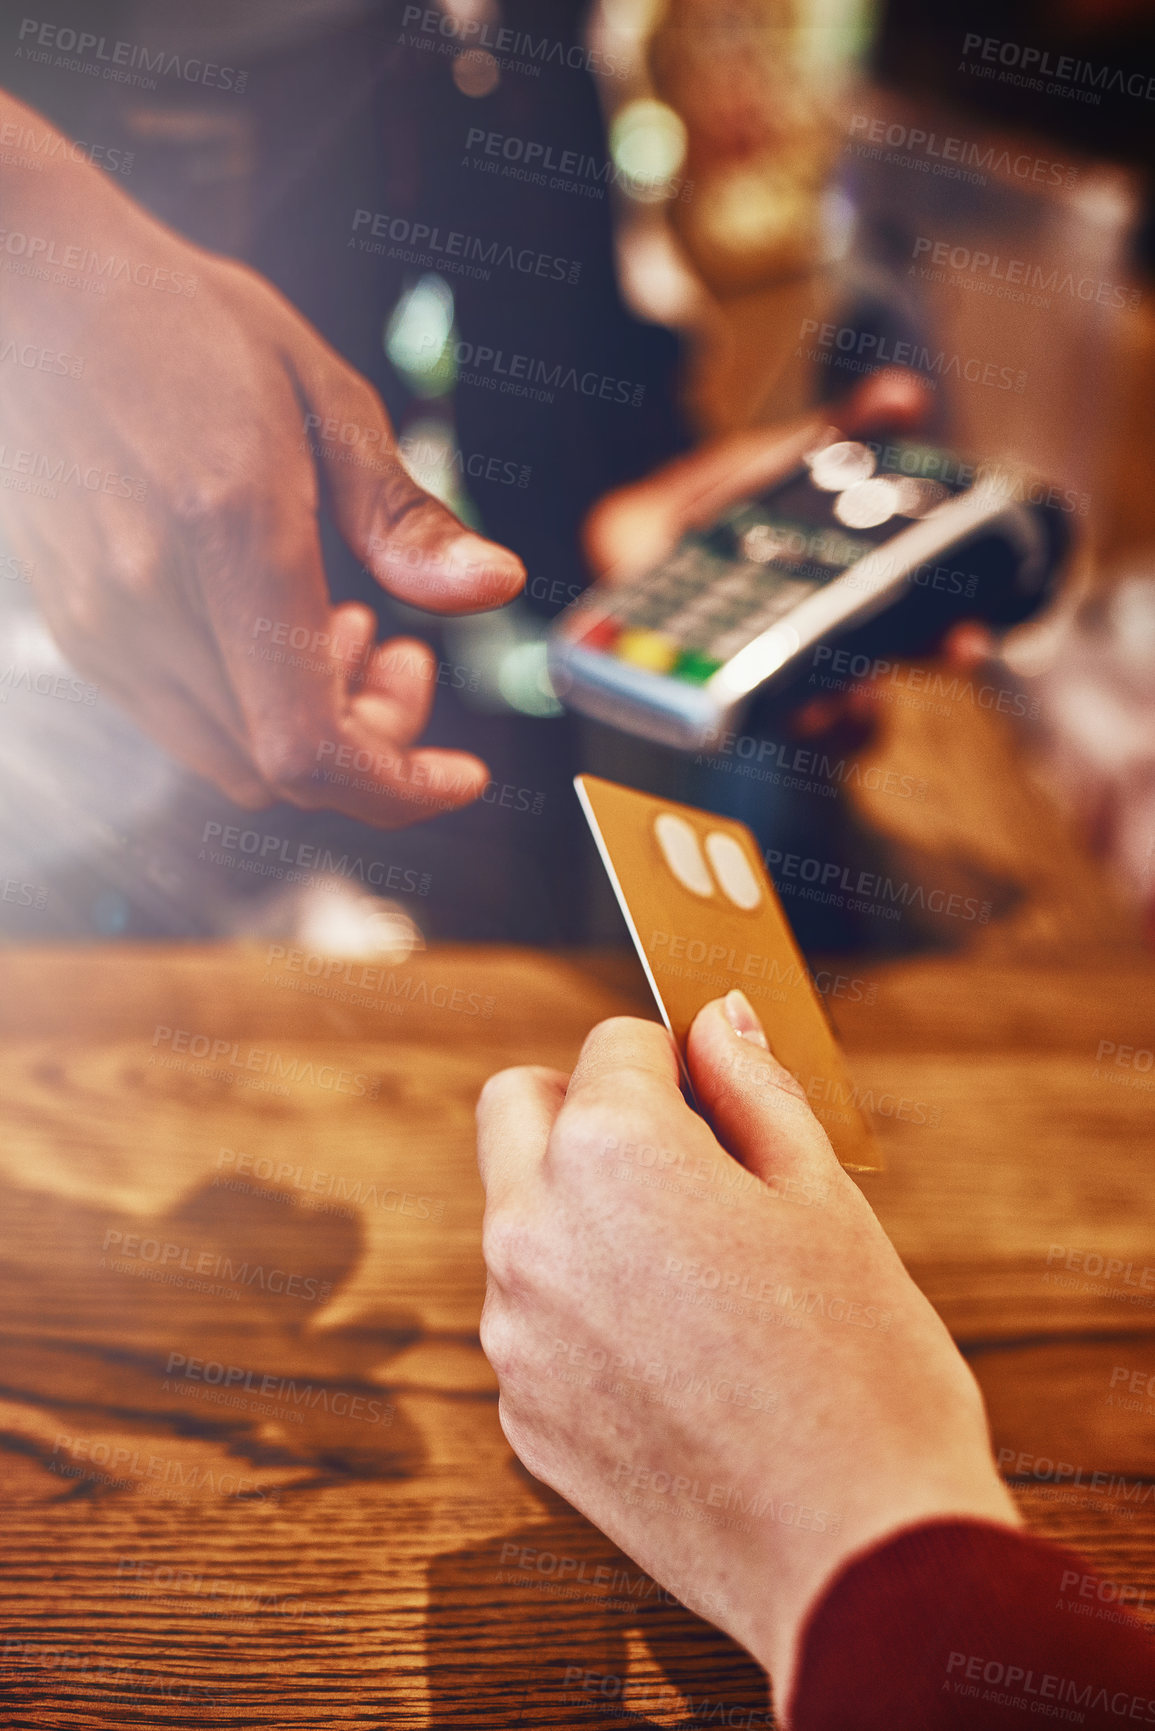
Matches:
[575,774,879,1171]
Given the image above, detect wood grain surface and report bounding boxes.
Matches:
[0,942,1152,1727]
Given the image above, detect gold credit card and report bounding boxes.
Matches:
[575,774,879,1171]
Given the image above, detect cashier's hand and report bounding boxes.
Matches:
[584,369,993,740]
[0,93,524,823]
[476,994,1019,1722]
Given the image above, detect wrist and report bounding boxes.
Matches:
[762,1470,1020,1723]
[1,95,91,212]
[0,94,168,291]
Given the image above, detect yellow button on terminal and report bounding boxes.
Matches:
[613,629,679,673]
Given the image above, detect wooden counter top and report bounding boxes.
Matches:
[0,943,1151,1725]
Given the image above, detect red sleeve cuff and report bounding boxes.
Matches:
[791,1519,1155,1730]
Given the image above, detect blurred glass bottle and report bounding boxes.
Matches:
[644,0,872,431]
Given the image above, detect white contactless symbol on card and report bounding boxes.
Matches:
[653,813,714,897]
[653,814,764,911]
[704,831,763,910]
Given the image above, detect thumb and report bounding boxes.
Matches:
[686,992,839,1189]
[295,344,525,614]
[836,365,932,436]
